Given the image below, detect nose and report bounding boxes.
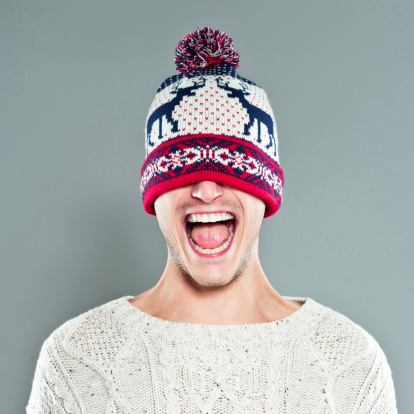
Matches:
[191,181,223,203]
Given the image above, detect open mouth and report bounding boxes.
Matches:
[185,212,236,255]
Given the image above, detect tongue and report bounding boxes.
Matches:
[191,223,229,249]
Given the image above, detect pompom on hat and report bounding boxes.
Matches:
[140,27,284,218]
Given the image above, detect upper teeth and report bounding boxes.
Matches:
[186,212,234,223]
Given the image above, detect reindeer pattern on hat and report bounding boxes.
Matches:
[145,73,279,161]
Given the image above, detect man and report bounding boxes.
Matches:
[27,27,398,413]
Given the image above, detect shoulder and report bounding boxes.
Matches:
[44,296,124,345]
[305,299,397,411]
[27,298,129,413]
[43,296,131,372]
[304,298,387,374]
[31,296,131,378]
[45,296,130,346]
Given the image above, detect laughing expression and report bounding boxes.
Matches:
[186,211,236,256]
[153,181,266,288]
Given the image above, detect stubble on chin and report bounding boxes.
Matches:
[164,233,255,289]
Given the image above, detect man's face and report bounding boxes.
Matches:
[153,181,266,289]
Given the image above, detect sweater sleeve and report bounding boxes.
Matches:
[26,335,82,414]
[350,337,398,413]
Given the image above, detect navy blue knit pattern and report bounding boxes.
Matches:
[157,64,259,93]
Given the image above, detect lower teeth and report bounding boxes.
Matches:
[188,231,234,254]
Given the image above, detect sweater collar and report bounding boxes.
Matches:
[111,295,327,343]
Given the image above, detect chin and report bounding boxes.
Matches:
[185,265,241,288]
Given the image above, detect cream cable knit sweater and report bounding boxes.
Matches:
[26,295,398,413]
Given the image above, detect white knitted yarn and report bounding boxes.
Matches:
[26,295,398,413]
[144,73,279,161]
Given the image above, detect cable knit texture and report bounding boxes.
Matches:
[26,295,398,413]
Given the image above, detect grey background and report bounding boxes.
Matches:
[1,1,412,412]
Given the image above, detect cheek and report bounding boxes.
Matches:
[256,203,266,221]
[245,201,265,236]
[154,200,172,237]
[154,200,183,246]
[256,205,266,226]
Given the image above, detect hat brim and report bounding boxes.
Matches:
[140,134,284,218]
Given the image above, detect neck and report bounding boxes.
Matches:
[130,255,299,325]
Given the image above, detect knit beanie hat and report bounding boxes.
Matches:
[140,27,284,218]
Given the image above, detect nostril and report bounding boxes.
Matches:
[191,181,223,202]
